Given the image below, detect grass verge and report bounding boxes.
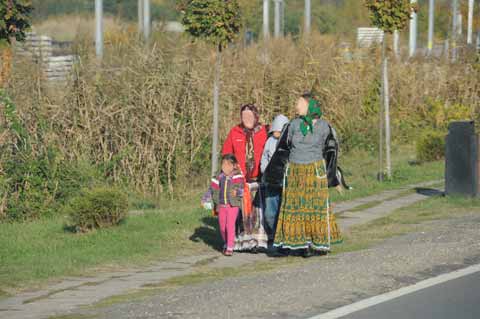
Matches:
[330,146,443,203]
[0,146,443,291]
[85,194,479,310]
[335,195,480,255]
[0,202,216,291]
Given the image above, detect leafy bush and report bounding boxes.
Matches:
[0,0,33,45]
[1,151,103,221]
[364,0,414,34]
[66,187,128,233]
[416,130,446,163]
[417,99,474,131]
[0,90,104,222]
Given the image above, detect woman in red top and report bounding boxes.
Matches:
[222,104,268,251]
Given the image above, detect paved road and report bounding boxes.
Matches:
[340,270,480,319]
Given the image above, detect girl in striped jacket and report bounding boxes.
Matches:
[202,154,245,256]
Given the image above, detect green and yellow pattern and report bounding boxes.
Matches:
[274,160,342,250]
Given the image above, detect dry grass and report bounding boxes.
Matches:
[4,32,480,195]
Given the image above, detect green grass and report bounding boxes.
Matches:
[330,145,444,203]
[0,145,444,292]
[0,202,218,291]
[341,188,422,214]
[335,195,480,255]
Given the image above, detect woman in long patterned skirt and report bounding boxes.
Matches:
[274,93,342,256]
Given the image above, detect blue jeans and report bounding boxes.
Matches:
[264,185,282,241]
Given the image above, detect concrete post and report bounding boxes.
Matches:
[263,0,270,39]
[427,0,435,55]
[274,0,281,38]
[409,0,418,58]
[95,0,103,58]
[143,0,151,41]
[305,0,311,36]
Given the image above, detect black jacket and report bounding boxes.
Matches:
[323,124,341,188]
[263,122,350,189]
[262,123,291,187]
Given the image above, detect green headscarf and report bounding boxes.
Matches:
[300,98,323,136]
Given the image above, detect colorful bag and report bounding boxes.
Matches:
[201,189,216,216]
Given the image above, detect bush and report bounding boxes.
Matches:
[0,150,104,222]
[417,99,474,131]
[66,187,128,233]
[416,130,446,163]
[0,90,106,222]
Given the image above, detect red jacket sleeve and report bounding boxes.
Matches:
[222,129,234,155]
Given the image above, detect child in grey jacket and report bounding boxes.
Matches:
[261,114,289,244]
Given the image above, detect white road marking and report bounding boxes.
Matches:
[308,263,480,319]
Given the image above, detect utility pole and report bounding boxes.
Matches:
[143,0,151,42]
[95,0,103,59]
[305,0,311,36]
[263,0,270,39]
[379,45,384,182]
[381,36,392,180]
[452,0,458,62]
[427,0,435,55]
[467,0,474,45]
[138,0,144,35]
[409,0,417,58]
[211,46,221,177]
[274,0,281,38]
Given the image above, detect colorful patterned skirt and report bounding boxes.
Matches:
[234,182,268,251]
[273,160,342,251]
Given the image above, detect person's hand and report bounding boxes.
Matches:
[231,190,237,197]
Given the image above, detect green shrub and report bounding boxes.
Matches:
[0,150,103,222]
[416,130,446,163]
[0,90,105,222]
[66,187,128,233]
[417,99,474,131]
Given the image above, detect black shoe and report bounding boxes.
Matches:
[314,250,329,257]
[268,247,288,257]
[267,239,274,248]
[303,247,314,258]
